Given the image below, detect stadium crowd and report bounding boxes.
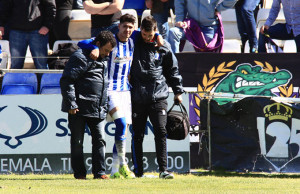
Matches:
[0,0,299,70]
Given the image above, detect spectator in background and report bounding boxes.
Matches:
[83,0,124,37]
[235,0,260,53]
[145,0,174,40]
[60,31,116,180]
[168,0,237,53]
[0,0,56,69]
[258,0,300,53]
[0,0,9,40]
[49,0,74,50]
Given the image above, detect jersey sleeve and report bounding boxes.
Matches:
[77,38,98,51]
[130,30,160,43]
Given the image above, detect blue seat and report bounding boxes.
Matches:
[39,73,62,94]
[1,73,37,95]
[123,0,145,15]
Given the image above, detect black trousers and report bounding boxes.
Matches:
[68,114,106,178]
[49,9,72,49]
[131,99,168,176]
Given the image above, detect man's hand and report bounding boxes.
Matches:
[175,21,187,28]
[145,0,153,9]
[90,49,100,60]
[174,94,183,104]
[260,25,269,34]
[39,26,49,35]
[155,34,164,47]
[69,108,79,115]
[0,27,4,40]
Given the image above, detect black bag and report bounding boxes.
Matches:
[166,103,190,140]
[264,34,283,53]
[48,43,79,69]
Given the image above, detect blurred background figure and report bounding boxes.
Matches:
[83,0,124,37]
[49,0,74,50]
[258,0,300,53]
[145,0,174,40]
[0,0,10,40]
[168,0,237,53]
[0,0,56,69]
[235,0,260,53]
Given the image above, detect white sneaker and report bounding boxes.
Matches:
[140,174,158,178]
[159,171,174,179]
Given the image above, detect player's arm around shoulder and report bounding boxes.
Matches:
[78,38,100,60]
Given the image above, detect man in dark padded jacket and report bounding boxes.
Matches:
[0,0,56,69]
[130,16,184,179]
[60,31,116,180]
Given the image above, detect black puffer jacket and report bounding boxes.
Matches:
[60,49,109,119]
[130,36,184,104]
[0,0,56,31]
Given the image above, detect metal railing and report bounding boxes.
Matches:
[0,69,63,74]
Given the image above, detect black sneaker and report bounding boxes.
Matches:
[159,171,174,179]
[75,176,86,180]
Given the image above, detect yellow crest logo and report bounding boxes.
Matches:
[263,103,293,121]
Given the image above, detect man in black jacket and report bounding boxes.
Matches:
[0,0,56,69]
[130,16,184,179]
[60,31,116,180]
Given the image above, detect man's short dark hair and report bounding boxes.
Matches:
[93,31,117,48]
[141,16,157,32]
[120,14,136,25]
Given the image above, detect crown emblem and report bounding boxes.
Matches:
[263,103,293,121]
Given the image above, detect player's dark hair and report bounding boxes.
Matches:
[93,31,117,48]
[120,13,136,25]
[140,15,157,32]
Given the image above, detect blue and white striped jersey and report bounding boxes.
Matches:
[77,34,135,92]
[107,37,134,91]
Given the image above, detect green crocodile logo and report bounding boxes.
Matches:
[213,63,292,103]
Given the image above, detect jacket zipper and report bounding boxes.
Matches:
[99,62,105,116]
